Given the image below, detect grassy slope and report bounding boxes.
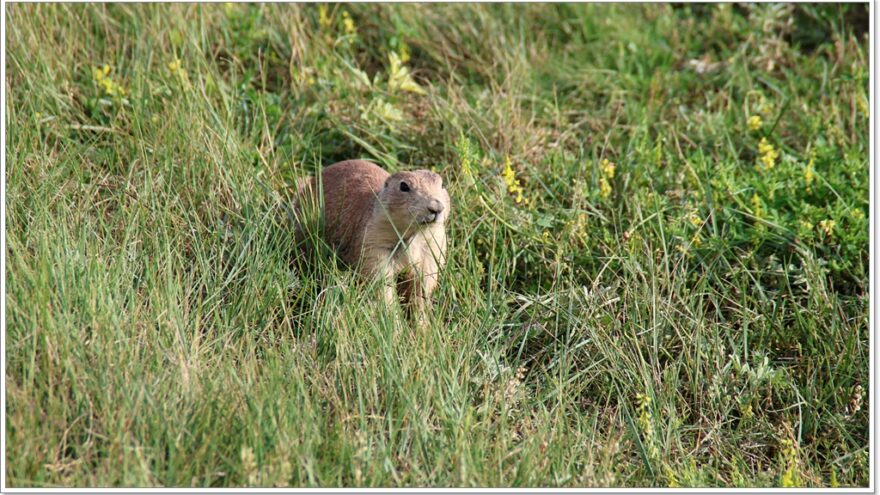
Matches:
[4,3,869,488]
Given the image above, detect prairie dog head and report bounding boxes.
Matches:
[378,170,450,231]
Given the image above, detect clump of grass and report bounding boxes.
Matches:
[5,3,869,488]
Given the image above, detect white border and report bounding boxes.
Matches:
[869,0,876,491]
[0,0,876,493]
[2,0,8,492]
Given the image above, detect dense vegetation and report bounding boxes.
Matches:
[5,3,869,487]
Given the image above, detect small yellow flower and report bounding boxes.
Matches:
[341,11,356,35]
[542,230,551,243]
[93,65,108,82]
[167,57,189,83]
[361,98,403,124]
[747,115,762,131]
[376,100,403,122]
[779,438,800,487]
[598,158,616,199]
[100,77,116,95]
[399,42,411,63]
[819,219,835,236]
[502,157,526,205]
[502,157,516,184]
[388,51,425,95]
[318,5,332,29]
[635,393,659,460]
[851,208,865,221]
[756,138,778,171]
[663,464,680,488]
[751,193,763,217]
[93,64,126,97]
[599,177,612,199]
[804,154,815,190]
[151,114,159,124]
[600,158,616,179]
[689,213,702,227]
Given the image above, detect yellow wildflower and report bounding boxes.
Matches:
[318,5,332,29]
[388,51,426,95]
[501,159,516,186]
[598,158,616,199]
[542,230,551,243]
[599,177,612,199]
[374,100,403,122]
[747,115,762,131]
[779,438,801,487]
[102,77,123,96]
[851,208,865,221]
[502,157,526,205]
[92,64,110,82]
[600,158,616,179]
[819,219,835,237]
[341,11,356,35]
[804,154,815,190]
[399,42,411,63]
[751,193,763,217]
[361,98,403,124]
[167,57,189,83]
[663,464,680,488]
[635,393,659,460]
[93,64,126,97]
[756,138,778,171]
[689,212,702,227]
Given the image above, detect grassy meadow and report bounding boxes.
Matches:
[4,3,871,488]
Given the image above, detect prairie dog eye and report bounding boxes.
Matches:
[399,181,410,192]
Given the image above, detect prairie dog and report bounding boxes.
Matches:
[295,160,450,317]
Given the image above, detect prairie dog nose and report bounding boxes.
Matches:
[428,201,444,215]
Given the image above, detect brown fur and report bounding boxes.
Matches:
[295,160,450,317]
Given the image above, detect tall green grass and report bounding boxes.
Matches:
[5,3,869,487]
